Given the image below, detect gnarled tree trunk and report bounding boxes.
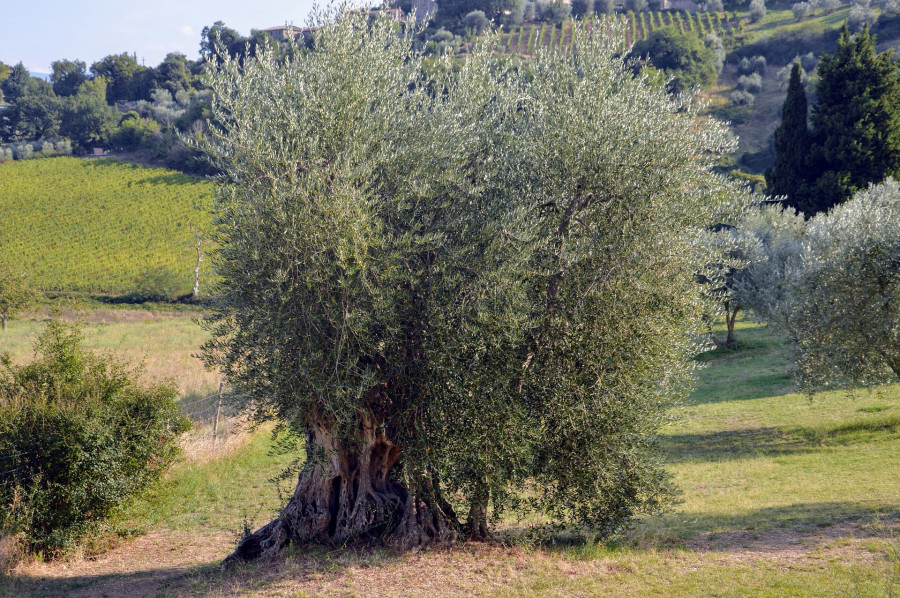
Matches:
[225,413,458,563]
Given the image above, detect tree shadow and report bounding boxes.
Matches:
[661,426,808,463]
[646,501,900,553]
[3,545,405,598]
[88,158,202,187]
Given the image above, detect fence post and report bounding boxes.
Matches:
[213,382,223,441]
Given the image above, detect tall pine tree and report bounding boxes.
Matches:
[809,24,900,213]
[767,63,813,214]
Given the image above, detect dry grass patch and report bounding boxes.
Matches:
[180,417,251,465]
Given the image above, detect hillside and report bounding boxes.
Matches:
[0,157,213,298]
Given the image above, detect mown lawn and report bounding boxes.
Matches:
[2,316,898,597]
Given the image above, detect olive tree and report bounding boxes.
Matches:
[790,179,900,391]
[727,204,808,336]
[199,8,747,562]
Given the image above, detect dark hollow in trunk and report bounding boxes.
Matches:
[225,415,458,563]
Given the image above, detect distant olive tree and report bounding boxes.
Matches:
[730,180,900,394]
[728,204,808,337]
[749,0,767,22]
[199,8,747,562]
[792,1,811,19]
[463,9,491,34]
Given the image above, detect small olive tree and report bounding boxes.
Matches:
[200,8,747,561]
[727,204,808,336]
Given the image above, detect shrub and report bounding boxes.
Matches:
[0,321,189,556]
[463,10,491,35]
[792,1,811,19]
[848,2,877,30]
[594,0,614,14]
[625,0,649,12]
[729,88,756,104]
[749,0,766,22]
[737,55,767,75]
[706,33,726,73]
[128,267,183,302]
[737,72,763,92]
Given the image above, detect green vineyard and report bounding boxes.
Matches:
[0,157,213,297]
[498,12,738,55]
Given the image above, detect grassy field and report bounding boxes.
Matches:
[0,157,213,297]
[1,315,897,596]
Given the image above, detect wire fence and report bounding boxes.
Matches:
[0,386,248,486]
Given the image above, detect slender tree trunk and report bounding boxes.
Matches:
[725,302,739,347]
[225,412,458,563]
[1,313,6,331]
[193,237,203,301]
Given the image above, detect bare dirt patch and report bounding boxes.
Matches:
[3,519,893,597]
[6,530,232,598]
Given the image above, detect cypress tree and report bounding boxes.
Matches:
[809,24,900,213]
[766,63,813,214]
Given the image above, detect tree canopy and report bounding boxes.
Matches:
[199,9,747,560]
[770,25,900,215]
[629,27,718,94]
[809,25,900,211]
[766,63,812,212]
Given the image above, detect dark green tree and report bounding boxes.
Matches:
[0,78,61,142]
[60,78,118,149]
[571,0,595,18]
[1,62,30,104]
[766,63,814,213]
[90,53,145,103]
[199,21,244,63]
[629,27,718,94]
[50,59,87,97]
[153,53,192,96]
[809,24,900,212]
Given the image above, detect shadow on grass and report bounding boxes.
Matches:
[662,426,805,463]
[3,546,404,598]
[691,325,796,405]
[663,413,900,463]
[643,501,900,551]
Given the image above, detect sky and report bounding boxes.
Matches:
[0,1,322,74]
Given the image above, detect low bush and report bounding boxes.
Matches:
[0,320,189,557]
[737,72,763,92]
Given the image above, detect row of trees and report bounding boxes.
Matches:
[767,25,900,215]
[0,21,276,170]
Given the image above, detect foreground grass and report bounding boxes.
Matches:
[2,316,898,597]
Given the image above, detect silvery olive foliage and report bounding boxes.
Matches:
[199,6,748,540]
[728,180,900,394]
[790,179,900,391]
[727,203,808,332]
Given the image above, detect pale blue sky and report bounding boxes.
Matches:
[0,1,322,74]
